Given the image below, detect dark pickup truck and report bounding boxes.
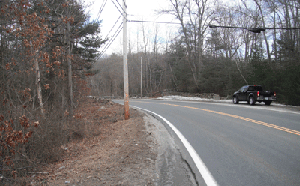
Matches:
[233,85,276,105]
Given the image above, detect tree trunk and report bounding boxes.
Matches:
[254,0,271,62]
[34,52,44,115]
[273,10,278,60]
[67,21,73,116]
[170,0,199,88]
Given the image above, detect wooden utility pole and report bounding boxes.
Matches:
[123,0,130,120]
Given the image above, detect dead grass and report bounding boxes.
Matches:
[28,98,157,185]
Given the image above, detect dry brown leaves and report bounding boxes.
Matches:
[31,98,157,185]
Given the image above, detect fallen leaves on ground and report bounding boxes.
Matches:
[31,98,157,185]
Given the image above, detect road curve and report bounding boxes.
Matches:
[114,99,300,186]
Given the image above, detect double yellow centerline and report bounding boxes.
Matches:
[161,103,300,136]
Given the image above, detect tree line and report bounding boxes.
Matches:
[0,0,104,183]
[92,0,300,106]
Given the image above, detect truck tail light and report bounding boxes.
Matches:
[257,91,260,97]
[274,92,276,97]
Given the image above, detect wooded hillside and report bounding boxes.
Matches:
[0,0,105,183]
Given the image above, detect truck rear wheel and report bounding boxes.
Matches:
[233,97,239,104]
[249,97,256,105]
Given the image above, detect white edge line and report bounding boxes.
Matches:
[132,106,218,186]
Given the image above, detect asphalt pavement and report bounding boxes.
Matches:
[114,99,300,186]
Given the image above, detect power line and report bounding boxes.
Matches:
[98,19,181,57]
[98,1,181,57]
[104,15,122,39]
[97,0,125,58]
[116,0,127,8]
[115,0,126,15]
[99,22,123,58]
[99,25,122,57]
[100,15,123,55]
[97,0,108,18]
[128,20,181,25]
[111,0,126,17]
[209,24,300,33]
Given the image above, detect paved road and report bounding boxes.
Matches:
[114,99,300,186]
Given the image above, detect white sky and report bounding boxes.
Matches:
[84,0,179,56]
[82,0,258,57]
[85,0,178,55]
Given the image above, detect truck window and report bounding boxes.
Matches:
[254,86,263,91]
[248,86,262,91]
[248,86,254,91]
[241,86,248,92]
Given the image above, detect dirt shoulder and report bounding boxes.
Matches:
[30,97,197,185]
[30,98,157,185]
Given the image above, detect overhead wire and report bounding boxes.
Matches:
[115,0,127,14]
[99,22,123,58]
[111,0,126,17]
[208,24,300,33]
[128,20,181,25]
[99,0,180,58]
[100,20,122,52]
[98,0,127,58]
[99,25,123,58]
[104,15,122,39]
[97,0,108,18]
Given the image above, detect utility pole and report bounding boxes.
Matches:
[141,57,142,99]
[123,0,130,120]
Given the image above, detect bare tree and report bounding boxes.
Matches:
[253,0,271,62]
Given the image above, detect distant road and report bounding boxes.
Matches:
[114,99,300,186]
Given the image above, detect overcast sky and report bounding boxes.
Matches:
[84,0,179,56]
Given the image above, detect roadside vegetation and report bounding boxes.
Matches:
[0,0,105,184]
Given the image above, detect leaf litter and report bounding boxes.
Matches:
[31,97,158,185]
